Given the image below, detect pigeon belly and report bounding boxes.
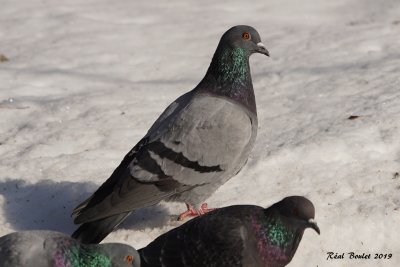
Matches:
[164,93,258,206]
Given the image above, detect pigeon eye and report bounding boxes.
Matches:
[125,255,134,263]
[242,32,251,40]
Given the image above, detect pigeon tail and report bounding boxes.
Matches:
[71,212,130,244]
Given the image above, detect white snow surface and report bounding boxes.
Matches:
[1,0,400,266]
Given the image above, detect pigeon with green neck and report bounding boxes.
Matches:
[0,230,140,267]
[139,196,320,267]
[72,25,269,244]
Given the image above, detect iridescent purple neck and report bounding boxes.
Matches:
[250,212,301,266]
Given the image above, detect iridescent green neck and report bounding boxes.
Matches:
[208,46,250,86]
[217,47,250,85]
[199,46,256,113]
[251,212,300,265]
[54,245,112,267]
[265,218,296,247]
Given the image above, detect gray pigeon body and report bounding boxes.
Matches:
[139,196,320,267]
[72,25,270,244]
[0,230,140,267]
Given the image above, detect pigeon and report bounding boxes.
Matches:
[0,230,140,267]
[139,196,320,267]
[71,25,270,244]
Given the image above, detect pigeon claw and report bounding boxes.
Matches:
[177,203,216,221]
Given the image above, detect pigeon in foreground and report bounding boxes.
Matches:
[139,196,320,267]
[72,25,270,244]
[0,230,140,267]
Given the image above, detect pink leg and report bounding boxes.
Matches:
[177,203,216,221]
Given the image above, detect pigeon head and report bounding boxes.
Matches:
[251,197,319,266]
[200,25,269,113]
[206,25,270,83]
[273,196,320,234]
[98,243,141,267]
[219,25,270,56]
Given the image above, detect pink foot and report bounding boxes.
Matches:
[177,203,216,221]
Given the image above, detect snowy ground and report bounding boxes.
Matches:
[1,0,400,266]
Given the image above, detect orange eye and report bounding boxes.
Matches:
[242,32,251,40]
[125,255,134,263]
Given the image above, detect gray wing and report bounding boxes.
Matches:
[0,231,66,267]
[73,91,255,223]
[143,93,255,186]
[0,233,24,267]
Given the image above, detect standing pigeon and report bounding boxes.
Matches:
[0,230,140,267]
[72,25,270,244]
[139,196,320,267]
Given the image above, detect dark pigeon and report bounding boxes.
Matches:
[0,230,140,267]
[139,196,320,267]
[71,25,270,244]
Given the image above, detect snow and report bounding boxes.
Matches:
[1,0,400,266]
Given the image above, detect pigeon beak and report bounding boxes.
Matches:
[256,42,270,57]
[307,218,320,235]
